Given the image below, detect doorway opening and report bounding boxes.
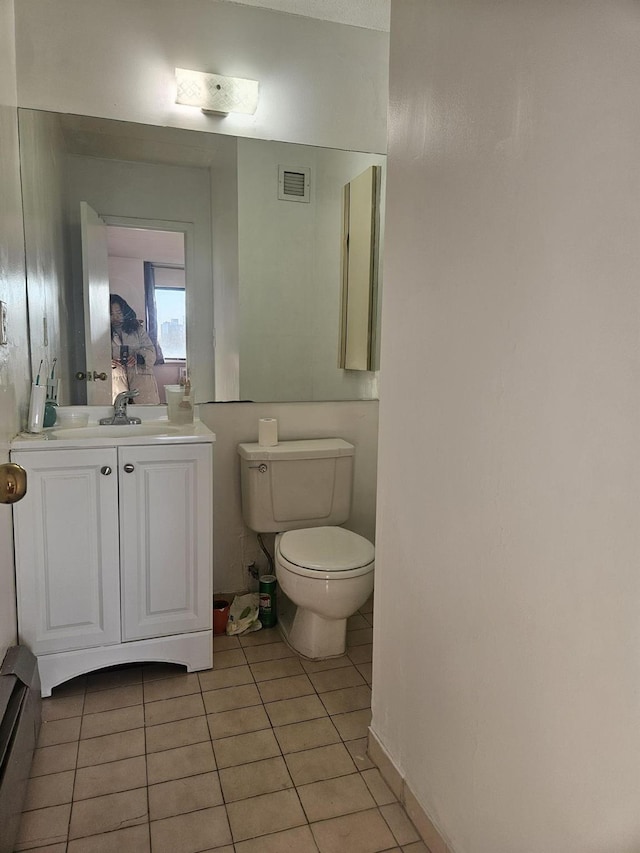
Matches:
[106,225,186,404]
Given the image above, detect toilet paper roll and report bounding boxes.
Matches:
[258,418,278,447]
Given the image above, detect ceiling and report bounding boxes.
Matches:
[220,0,390,31]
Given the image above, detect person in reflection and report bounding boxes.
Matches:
[110,294,160,404]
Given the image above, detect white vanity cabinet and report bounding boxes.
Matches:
[11,438,213,696]
[12,447,121,656]
[118,444,212,642]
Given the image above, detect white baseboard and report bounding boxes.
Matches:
[37,631,213,697]
[368,727,452,853]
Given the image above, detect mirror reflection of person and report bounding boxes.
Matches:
[110,294,160,404]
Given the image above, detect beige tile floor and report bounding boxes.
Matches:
[16,597,427,853]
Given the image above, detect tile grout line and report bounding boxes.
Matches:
[217,631,323,846]
[65,680,86,850]
[228,635,306,848]
[211,653,399,847]
[142,675,152,852]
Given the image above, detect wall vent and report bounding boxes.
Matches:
[278,166,311,203]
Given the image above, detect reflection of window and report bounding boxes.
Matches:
[144,261,187,361]
[156,287,186,359]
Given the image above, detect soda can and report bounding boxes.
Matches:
[259,575,277,627]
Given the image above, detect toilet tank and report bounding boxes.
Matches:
[238,439,355,533]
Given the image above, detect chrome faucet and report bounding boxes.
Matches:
[99,390,142,425]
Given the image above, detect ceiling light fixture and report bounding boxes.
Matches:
[175,67,259,116]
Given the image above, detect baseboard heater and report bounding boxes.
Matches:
[0,647,41,853]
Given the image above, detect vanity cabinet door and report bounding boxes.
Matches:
[119,443,212,642]
[12,448,121,655]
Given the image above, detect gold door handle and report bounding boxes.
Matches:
[76,371,108,381]
[0,463,27,504]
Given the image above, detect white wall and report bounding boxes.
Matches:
[227,0,390,32]
[238,139,383,402]
[373,2,640,852]
[108,257,145,321]
[0,1,29,422]
[107,229,186,320]
[14,0,388,154]
[0,0,28,658]
[18,108,75,405]
[0,441,17,659]
[210,137,241,402]
[199,400,378,593]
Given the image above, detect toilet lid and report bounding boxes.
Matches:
[279,527,374,572]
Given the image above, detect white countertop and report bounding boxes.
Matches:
[11,406,215,451]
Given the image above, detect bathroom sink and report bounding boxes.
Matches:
[49,423,182,439]
[11,416,216,450]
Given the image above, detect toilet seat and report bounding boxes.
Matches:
[277,527,375,579]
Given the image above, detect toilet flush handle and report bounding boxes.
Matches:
[248,464,268,473]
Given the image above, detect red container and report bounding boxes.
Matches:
[213,599,230,635]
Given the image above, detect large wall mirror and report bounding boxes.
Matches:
[18,109,385,405]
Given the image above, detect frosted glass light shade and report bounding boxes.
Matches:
[175,68,259,115]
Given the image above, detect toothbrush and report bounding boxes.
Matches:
[35,359,44,385]
[179,379,192,409]
[49,358,58,403]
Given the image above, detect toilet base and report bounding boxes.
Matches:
[278,592,348,660]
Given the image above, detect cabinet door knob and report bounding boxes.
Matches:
[123,463,135,473]
[101,466,112,476]
[93,371,108,381]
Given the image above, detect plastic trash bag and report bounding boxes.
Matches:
[226,593,262,635]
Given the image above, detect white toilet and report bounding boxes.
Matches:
[238,438,374,659]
